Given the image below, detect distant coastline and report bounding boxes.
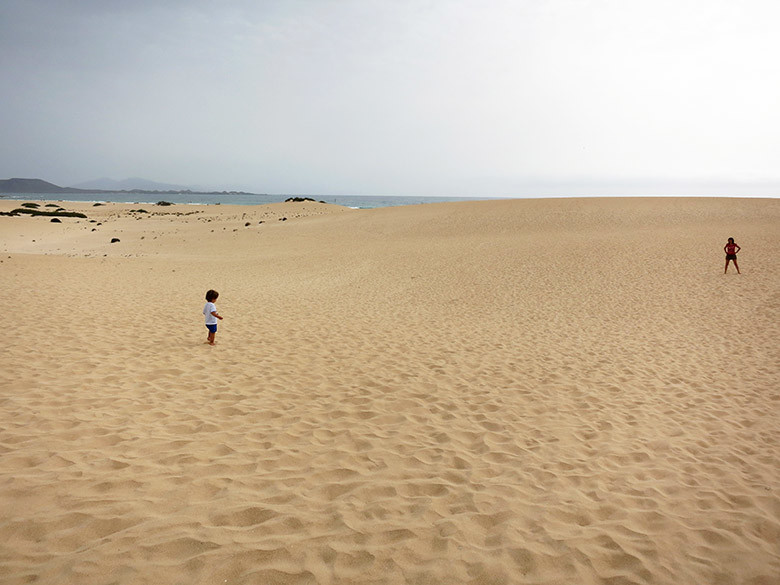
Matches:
[0,178,493,209]
[0,177,260,197]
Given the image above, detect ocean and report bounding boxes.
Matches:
[0,191,495,209]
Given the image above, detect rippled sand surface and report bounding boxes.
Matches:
[1,197,778,584]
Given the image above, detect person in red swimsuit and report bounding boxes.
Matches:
[724,238,741,274]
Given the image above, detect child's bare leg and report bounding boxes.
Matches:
[725,259,729,273]
[734,259,740,274]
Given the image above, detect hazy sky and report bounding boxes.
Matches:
[2,0,779,196]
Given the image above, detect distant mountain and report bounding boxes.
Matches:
[0,178,87,194]
[70,177,191,191]
[1,177,258,196]
[68,177,121,190]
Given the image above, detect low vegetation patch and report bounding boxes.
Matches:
[285,197,325,203]
[21,202,40,208]
[9,208,88,218]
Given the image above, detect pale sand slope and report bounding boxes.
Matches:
[0,197,778,585]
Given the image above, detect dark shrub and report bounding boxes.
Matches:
[11,208,87,218]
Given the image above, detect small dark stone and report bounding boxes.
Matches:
[111,238,120,243]
[93,203,104,206]
[280,217,287,221]
[245,222,251,226]
[50,218,61,223]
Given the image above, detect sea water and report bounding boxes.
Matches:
[0,191,494,209]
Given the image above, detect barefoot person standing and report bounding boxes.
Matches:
[724,238,741,274]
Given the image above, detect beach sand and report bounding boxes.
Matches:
[1,196,778,585]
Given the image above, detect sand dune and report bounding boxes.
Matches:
[1,197,778,584]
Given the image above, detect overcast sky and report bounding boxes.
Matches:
[1,0,779,196]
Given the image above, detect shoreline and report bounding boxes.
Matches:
[3,191,775,211]
[0,191,501,210]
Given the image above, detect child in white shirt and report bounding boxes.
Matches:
[203,289,223,345]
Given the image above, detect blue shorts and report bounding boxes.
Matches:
[206,324,217,333]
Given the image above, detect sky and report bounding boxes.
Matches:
[1,0,779,197]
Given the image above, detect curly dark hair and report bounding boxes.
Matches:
[205,289,219,302]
